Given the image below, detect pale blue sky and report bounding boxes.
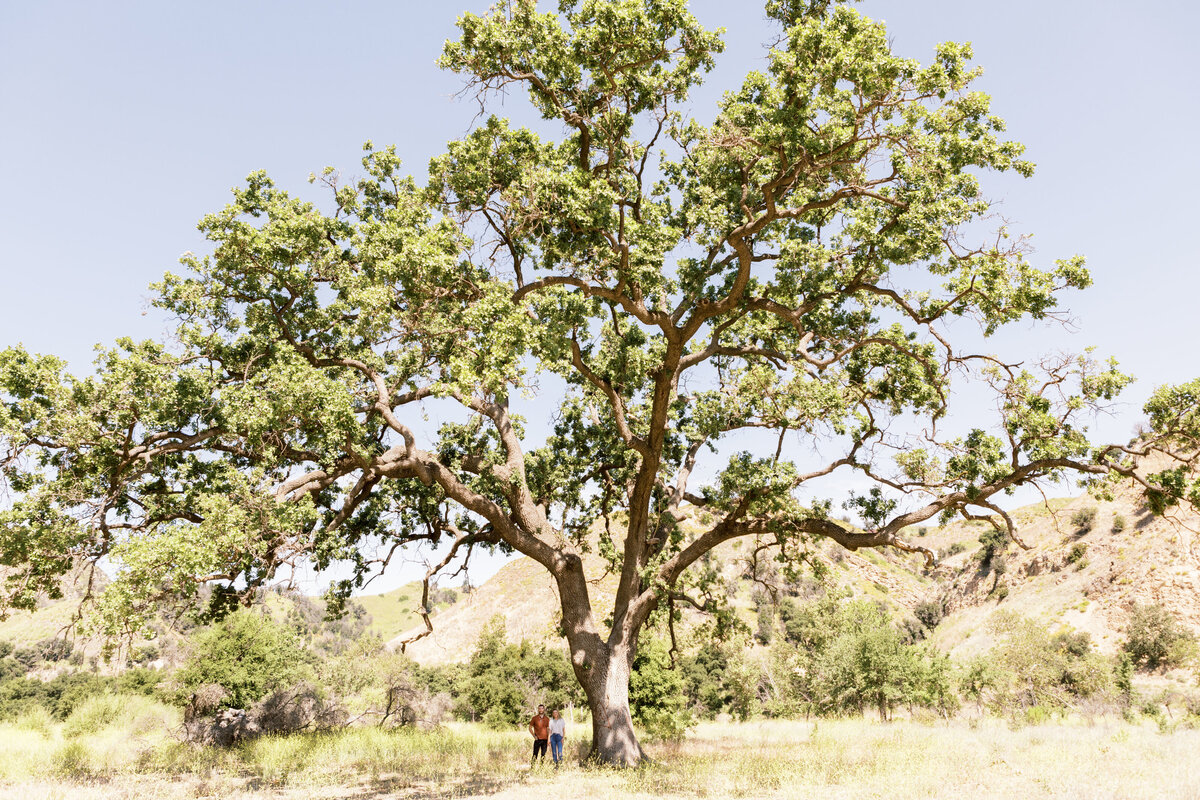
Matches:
[2,1,1197,592]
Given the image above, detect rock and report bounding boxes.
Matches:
[184,707,259,747]
[182,682,345,747]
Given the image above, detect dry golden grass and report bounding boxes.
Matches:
[1,715,1198,799]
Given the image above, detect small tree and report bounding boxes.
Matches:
[175,610,313,710]
[455,617,580,727]
[913,600,945,632]
[772,589,953,720]
[977,528,1009,570]
[1122,603,1199,672]
[985,613,1117,715]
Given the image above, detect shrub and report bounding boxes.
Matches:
[959,657,1002,709]
[1070,506,1098,534]
[453,617,580,727]
[1122,603,1199,671]
[0,671,120,720]
[115,666,165,696]
[36,638,74,663]
[941,541,968,559]
[175,609,314,710]
[984,614,1119,715]
[914,601,945,631]
[630,636,693,740]
[12,648,40,670]
[1111,514,1127,533]
[51,741,93,779]
[771,590,956,721]
[1067,543,1089,565]
[319,637,448,728]
[898,616,927,644]
[977,528,1009,569]
[754,602,774,645]
[681,640,740,718]
[63,693,127,737]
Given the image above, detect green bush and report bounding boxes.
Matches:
[36,637,74,663]
[0,664,163,722]
[767,588,958,720]
[51,740,94,779]
[175,609,314,709]
[913,601,945,632]
[1067,543,1089,565]
[977,528,1009,569]
[453,617,580,727]
[754,602,774,645]
[0,671,117,720]
[630,635,693,740]
[940,541,968,558]
[63,693,130,737]
[983,614,1118,715]
[1111,514,1127,533]
[1122,603,1199,671]
[1070,506,1097,534]
[680,642,734,718]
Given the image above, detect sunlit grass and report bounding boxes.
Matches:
[1,705,1198,798]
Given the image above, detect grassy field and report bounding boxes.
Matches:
[1,701,1198,800]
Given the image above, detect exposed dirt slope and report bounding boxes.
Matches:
[929,480,1200,659]
[387,477,1200,667]
[386,552,619,664]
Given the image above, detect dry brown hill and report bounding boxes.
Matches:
[387,478,1200,668]
[387,551,619,664]
[928,482,1200,659]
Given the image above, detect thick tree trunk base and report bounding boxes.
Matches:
[581,644,646,767]
[587,706,646,767]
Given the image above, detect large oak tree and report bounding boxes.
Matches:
[2,0,1198,764]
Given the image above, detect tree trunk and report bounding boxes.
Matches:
[556,555,647,766]
[581,644,645,766]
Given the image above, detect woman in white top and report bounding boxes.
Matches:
[548,709,567,767]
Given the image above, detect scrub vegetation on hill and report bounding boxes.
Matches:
[0,584,1199,798]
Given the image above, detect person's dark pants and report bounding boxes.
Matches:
[532,737,548,763]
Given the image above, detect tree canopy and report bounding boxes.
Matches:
[2,0,1198,764]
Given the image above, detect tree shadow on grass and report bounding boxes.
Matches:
[340,773,516,799]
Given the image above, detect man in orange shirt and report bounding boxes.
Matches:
[528,703,550,765]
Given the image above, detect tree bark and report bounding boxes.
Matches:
[581,642,645,766]
[556,556,647,766]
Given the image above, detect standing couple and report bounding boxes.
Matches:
[528,703,567,767]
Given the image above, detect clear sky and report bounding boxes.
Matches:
[2,1,1197,593]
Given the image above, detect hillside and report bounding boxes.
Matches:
[355,581,461,642]
[387,551,620,664]
[387,477,1200,669]
[4,474,1197,675]
[0,563,105,648]
[928,482,1200,660]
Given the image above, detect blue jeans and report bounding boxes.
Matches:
[550,733,563,763]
